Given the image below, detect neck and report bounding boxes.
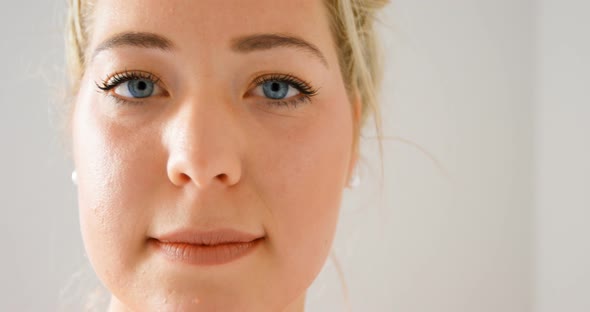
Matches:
[283,292,306,312]
[107,292,306,312]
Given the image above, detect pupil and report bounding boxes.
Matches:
[137,81,147,90]
[271,82,280,92]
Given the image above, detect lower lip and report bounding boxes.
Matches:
[149,237,264,266]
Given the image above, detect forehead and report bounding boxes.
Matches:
[89,0,334,57]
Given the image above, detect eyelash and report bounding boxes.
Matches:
[95,70,162,106]
[251,73,319,108]
[94,71,319,108]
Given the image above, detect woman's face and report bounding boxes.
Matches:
[72,0,358,311]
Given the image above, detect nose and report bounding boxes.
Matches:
[165,97,243,189]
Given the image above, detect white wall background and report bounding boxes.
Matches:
[0,1,587,311]
[533,0,590,311]
[0,1,86,311]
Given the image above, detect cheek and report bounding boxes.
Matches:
[72,88,162,288]
[256,96,354,286]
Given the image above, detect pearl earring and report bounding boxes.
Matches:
[71,170,77,185]
[349,166,361,188]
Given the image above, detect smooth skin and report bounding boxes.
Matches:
[72,0,359,311]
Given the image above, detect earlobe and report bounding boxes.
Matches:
[348,163,361,188]
[352,93,362,136]
[346,153,361,189]
[352,92,363,158]
[346,93,362,188]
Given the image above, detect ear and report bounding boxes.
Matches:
[346,94,363,186]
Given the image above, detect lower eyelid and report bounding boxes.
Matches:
[264,95,312,108]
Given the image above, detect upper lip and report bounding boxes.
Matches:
[154,228,264,246]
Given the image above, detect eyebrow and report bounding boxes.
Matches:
[91,32,329,68]
[230,33,329,68]
[91,32,175,60]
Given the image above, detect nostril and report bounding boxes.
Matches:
[167,154,241,187]
[216,173,230,184]
[179,173,191,183]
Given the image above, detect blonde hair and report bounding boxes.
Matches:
[64,0,390,310]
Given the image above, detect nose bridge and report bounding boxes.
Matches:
[165,91,242,188]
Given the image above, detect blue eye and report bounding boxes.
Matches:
[115,79,155,98]
[254,79,301,100]
[262,81,290,99]
[96,71,164,104]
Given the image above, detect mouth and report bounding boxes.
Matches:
[149,228,265,266]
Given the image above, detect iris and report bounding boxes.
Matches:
[262,81,290,99]
[127,79,154,98]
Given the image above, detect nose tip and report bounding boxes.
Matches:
[167,150,242,189]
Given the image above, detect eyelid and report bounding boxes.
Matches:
[244,73,320,110]
[95,70,169,105]
[246,73,319,101]
[96,70,168,93]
